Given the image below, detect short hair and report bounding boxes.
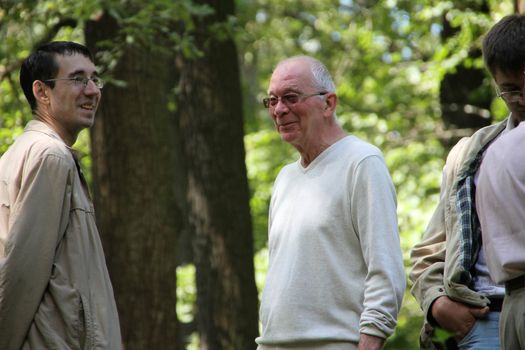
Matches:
[482,14,525,77]
[278,55,336,93]
[19,41,94,111]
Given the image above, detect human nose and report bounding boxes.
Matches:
[272,97,290,115]
[83,79,100,94]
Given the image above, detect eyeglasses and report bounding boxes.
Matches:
[262,92,327,108]
[45,76,104,89]
[497,70,525,104]
[498,90,523,104]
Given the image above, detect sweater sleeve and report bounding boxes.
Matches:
[350,155,405,339]
[0,153,72,350]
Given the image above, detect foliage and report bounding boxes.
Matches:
[177,264,197,323]
[0,0,518,348]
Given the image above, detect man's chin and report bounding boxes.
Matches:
[280,132,297,144]
[79,116,95,129]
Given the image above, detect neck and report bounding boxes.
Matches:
[297,128,347,167]
[33,111,77,146]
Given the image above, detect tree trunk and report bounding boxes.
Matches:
[177,0,259,349]
[85,12,184,349]
[439,0,492,148]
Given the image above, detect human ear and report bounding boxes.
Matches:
[323,93,337,116]
[32,80,50,106]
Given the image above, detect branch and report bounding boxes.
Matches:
[34,18,78,48]
[0,18,78,81]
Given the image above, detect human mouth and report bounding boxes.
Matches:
[80,103,96,110]
[277,119,296,127]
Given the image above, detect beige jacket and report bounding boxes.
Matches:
[0,121,121,349]
[409,119,508,347]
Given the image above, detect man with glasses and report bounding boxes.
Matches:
[256,56,405,350]
[476,121,525,350]
[410,14,525,350]
[0,41,121,349]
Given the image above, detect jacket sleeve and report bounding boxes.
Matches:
[352,155,406,339]
[409,137,469,323]
[0,152,72,350]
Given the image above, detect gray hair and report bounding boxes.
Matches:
[278,55,336,92]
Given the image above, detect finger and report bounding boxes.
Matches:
[470,306,490,318]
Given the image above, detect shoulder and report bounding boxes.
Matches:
[26,132,72,161]
[338,135,384,162]
[447,119,507,170]
[485,122,525,166]
[336,137,393,186]
[3,128,74,172]
[274,161,299,183]
[446,137,470,167]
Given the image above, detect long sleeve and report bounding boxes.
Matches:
[409,198,448,323]
[258,136,405,346]
[351,155,405,338]
[0,152,71,350]
[409,137,469,322]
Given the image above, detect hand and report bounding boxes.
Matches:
[358,333,385,350]
[430,295,489,341]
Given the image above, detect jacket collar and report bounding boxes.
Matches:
[25,120,72,150]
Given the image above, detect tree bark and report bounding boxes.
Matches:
[439,0,492,148]
[177,0,259,348]
[85,12,184,349]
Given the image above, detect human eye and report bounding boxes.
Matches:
[268,96,279,106]
[498,89,523,103]
[71,76,86,85]
[501,90,522,99]
[283,94,299,104]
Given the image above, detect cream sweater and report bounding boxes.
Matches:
[257,135,405,346]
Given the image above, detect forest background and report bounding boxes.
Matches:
[0,0,521,349]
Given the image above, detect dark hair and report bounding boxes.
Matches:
[19,41,94,111]
[482,14,525,77]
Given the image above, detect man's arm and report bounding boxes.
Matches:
[409,137,475,325]
[430,295,489,340]
[409,197,448,323]
[409,136,489,339]
[0,153,71,350]
[409,215,488,340]
[358,333,385,350]
[351,155,405,339]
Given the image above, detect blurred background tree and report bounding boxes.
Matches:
[0,0,517,349]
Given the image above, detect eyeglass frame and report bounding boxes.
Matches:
[497,89,524,104]
[44,76,105,89]
[496,69,525,104]
[262,91,328,109]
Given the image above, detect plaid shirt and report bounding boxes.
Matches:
[455,137,504,284]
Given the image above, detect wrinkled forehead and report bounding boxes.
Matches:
[268,60,313,94]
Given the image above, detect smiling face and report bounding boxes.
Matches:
[267,59,327,148]
[34,53,101,145]
[494,68,525,124]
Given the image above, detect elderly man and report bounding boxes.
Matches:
[256,56,405,350]
[0,41,121,349]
